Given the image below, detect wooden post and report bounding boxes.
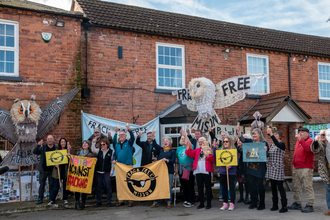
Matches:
[226,166,230,191]
[30,165,33,201]
[57,166,62,188]
[19,165,22,204]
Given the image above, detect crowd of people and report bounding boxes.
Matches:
[31,124,330,216]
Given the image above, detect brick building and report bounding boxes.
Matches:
[1,0,330,176]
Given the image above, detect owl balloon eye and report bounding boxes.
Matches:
[196,83,200,88]
[18,108,24,114]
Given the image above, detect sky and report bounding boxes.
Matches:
[30,0,330,38]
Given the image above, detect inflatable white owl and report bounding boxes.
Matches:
[188,77,216,118]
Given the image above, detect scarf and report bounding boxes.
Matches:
[163,146,171,152]
[80,149,90,157]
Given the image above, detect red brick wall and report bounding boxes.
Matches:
[0,8,83,150]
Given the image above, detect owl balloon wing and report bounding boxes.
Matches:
[0,106,17,144]
[187,99,198,112]
[214,75,264,109]
[37,87,79,139]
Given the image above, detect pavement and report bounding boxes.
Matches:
[1,180,329,220]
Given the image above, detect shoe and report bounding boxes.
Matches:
[116,202,125,207]
[205,205,212,209]
[196,204,205,209]
[301,204,314,213]
[64,200,68,205]
[94,202,102,207]
[288,202,302,210]
[228,203,235,211]
[36,199,43,205]
[237,198,244,203]
[279,199,288,213]
[151,203,158,208]
[249,203,257,209]
[75,201,82,210]
[184,202,194,208]
[47,201,53,206]
[220,202,228,211]
[167,203,172,208]
[257,204,265,210]
[128,203,134,207]
[183,201,188,206]
[107,203,111,207]
[81,200,86,209]
[325,210,330,216]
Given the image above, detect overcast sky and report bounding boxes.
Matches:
[30,0,330,38]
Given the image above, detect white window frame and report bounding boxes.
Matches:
[246,53,270,95]
[0,19,19,77]
[156,42,185,90]
[160,123,190,147]
[318,62,330,100]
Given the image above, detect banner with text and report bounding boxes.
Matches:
[303,123,330,140]
[115,160,170,201]
[66,155,96,194]
[81,112,160,167]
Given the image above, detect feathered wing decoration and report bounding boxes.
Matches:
[0,106,17,144]
[37,87,79,139]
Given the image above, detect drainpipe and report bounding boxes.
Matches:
[288,53,292,96]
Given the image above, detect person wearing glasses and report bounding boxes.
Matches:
[311,130,330,216]
[72,140,94,210]
[186,136,215,209]
[265,128,288,213]
[92,138,114,207]
[112,124,135,207]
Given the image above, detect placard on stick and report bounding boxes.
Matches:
[45,150,68,166]
[216,149,238,166]
[242,142,267,162]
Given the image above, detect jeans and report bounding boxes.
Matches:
[154,174,173,204]
[220,174,236,204]
[179,171,195,204]
[196,173,212,206]
[38,171,53,200]
[324,181,330,210]
[96,172,112,204]
[50,178,68,202]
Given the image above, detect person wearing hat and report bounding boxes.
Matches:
[88,127,113,155]
[288,126,314,213]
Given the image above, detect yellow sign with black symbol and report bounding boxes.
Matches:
[216,149,238,166]
[45,150,68,166]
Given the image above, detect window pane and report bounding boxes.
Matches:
[158,68,164,77]
[0,24,4,35]
[176,58,182,66]
[171,69,175,78]
[6,36,14,47]
[0,62,4,72]
[165,68,170,77]
[177,79,182,87]
[158,46,163,55]
[165,47,169,55]
[6,51,14,62]
[170,56,175,65]
[165,78,170,87]
[6,25,14,36]
[165,127,170,134]
[158,77,164,87]
[158,55,164,64]
[0,51,4,61]
[5,62,14,73]
[171,78,176,87]
[170,47,175,56]
[176,48,182,57]
[177,70,182,78]
[0,36,4,46]
[165,56,170,65]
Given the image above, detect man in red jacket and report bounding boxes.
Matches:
[288,126,314,213]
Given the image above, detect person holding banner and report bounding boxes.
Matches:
[186,137,215,209]
[219,137,238,211]
[246,128,269,210]
[265,128,288,213]
[92,138,114,207]
[48,138,71,206]
[112,124,136,207]
[72,140,93,210]
[33,135,58,205]
[176,135,195,208]
[311,131,330,216]
[151,136,176,208]
[136,131,162,166]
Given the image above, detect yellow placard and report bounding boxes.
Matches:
[45,150,68,166]
[115,160,170,201]
[216,149,238,166]
[66,155,96,194]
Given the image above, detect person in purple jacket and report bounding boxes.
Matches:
[219,137,239,211]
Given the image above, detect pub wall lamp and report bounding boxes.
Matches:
[222,48,232,53]
[299,56,308,62]
[55,16,65,27]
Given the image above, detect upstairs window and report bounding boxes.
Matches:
[247,54,269,94]
[0,19,19,77]
[156,43,185,90]
[319,62,330,100]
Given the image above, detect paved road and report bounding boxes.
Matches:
[2,181,329,220]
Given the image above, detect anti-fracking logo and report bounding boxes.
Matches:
[219,150,234,165]
[125,167,158,197]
